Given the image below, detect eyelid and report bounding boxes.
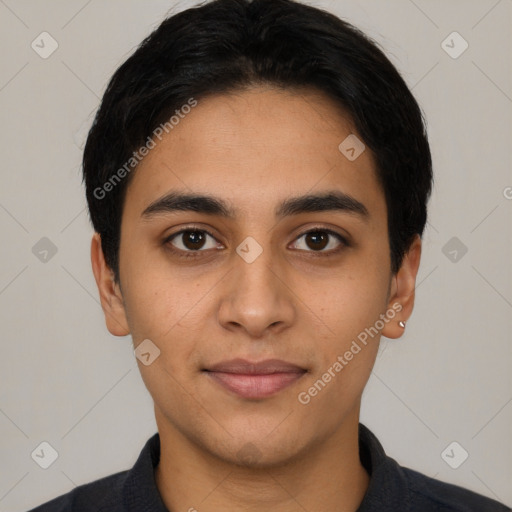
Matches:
[164,225,222,256]
[292,228,348,252]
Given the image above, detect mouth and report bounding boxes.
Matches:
[202,358,307,399]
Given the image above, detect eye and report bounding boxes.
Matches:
[290,228,348,254]
[165,228,221,257]
[164,226,349,259]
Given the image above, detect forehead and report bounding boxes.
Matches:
[122,86,386,224]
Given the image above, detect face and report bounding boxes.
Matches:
[92,86,419,467]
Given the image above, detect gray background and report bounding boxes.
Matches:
[0,0,511,510]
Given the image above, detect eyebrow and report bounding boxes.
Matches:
[141,190,369,221]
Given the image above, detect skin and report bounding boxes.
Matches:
[91,85,421,512]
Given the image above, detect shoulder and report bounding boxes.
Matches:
[27,469,128,512]
[27,432,163,512]
[358,424,510,512]
[402,466,511,512]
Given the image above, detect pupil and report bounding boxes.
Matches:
[307,232,327,250]
[185,231,205,250]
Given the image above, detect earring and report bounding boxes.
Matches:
[398,321,405,328]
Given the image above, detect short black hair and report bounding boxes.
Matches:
[83,0,433,282]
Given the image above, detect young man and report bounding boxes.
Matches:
[30,0,510,510]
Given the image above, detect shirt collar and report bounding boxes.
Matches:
[122,431,168,511]
[121,423,409,512]
[357,423,411,511]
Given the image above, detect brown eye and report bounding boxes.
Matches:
[166,229,219,254]
[291,229,347,254]
[304,231,329,251]
[181,230,207,250]
[164,226,348,260]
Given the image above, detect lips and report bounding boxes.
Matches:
[203,358,307,399]
[205,358,306,374]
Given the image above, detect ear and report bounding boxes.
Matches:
[381,234,422,340]
[90,232,130,336]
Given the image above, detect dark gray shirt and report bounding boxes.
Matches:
[28,424,511,511]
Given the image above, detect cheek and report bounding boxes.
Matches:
[297,281,386,421]
[316,263,389,330]
[306,256,390,377]
[119,237,190,336]
[124,278,204,344]
[120,255,216,382]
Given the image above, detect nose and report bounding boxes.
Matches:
[217,239,296,339]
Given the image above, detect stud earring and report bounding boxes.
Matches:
[398,321,405,328]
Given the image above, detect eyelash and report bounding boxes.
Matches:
[163,225,349,259]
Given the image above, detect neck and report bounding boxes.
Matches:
[154,406,370,512]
